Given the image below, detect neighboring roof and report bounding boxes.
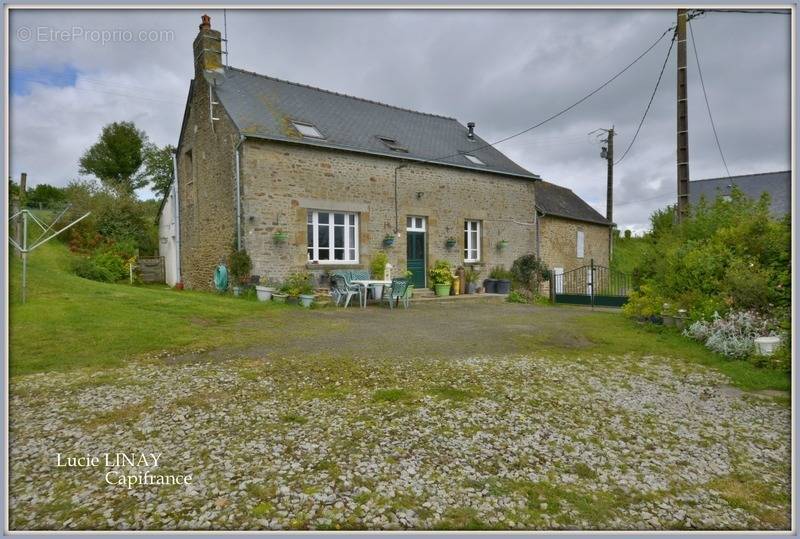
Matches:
[535,181,610,225]
[689,171,790,217]
[210,67,538,180]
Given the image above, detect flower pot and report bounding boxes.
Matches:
[467,282,477,294]
[483,279,497,294]
[371,284,384,299]
[754,336,781,356]
[232,286,243,297]
[662,314,675,327]
[383,237,395,247]
[174,282,184,290]
[272,293,287,304]
[674,316,688,330]
[255,285,274,302]
[434,283,451,297]
[495,279,511,294]
[273,232,288,243]
[286,295,299,305]
[498,240,509,250]
[299,294,315,308]
[445,239,457,250]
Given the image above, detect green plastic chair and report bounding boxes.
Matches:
[382,278,409,309]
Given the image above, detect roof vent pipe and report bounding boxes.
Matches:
[467,122,475,139]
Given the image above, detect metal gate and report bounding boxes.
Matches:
[551,259,630,307]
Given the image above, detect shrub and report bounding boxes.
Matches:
[623,188,790,335]
[73,251,129,283]
[510,254,548,291]
[281,271,314,296]
[622,284,665,320]
[429,260,453,286]
[684,310,779,359]
[370,250,388,279]
[228,249,252,285]
[464,267,481,284]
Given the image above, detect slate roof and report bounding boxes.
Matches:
[534,180,610,225]
[210,67,538,180]
[689,171,791,217]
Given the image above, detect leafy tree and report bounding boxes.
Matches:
[26,183,67,208]
[9,178,18,201]
[79,122,148,195]
[141,143,176,199]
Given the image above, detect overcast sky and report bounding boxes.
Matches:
[9,8,791,232]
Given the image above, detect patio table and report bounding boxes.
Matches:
[351,279,392,309]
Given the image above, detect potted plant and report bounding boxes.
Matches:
[370,250,389,299]
[497,239,509,250]
[383,234,395,248]
[675,308,689,330]
[283,271,315,306]
[255,278,277,302]
[273,229,289,244]
[228,249,252,297]
[490,266,512,294]
[272,288,288,303]
[445,237,457,250]
[429,260,453,297]
[464,267,481,294]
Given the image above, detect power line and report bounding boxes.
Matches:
[410,23,677,167]
[688,18,732,179]
[699,9,791,15]
[614,30,677,165]
[615,191,676,207]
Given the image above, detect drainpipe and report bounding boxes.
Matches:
[534,210,541,258]
[393,162,408,237]
[172,150,181,282]
[235,135,244,251]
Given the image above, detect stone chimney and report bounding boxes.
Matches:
[193,14,223,77]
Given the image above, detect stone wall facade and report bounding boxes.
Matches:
[239,139,538,286]
[176,74,241,290]
[538,215,610,273]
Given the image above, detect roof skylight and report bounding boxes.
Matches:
[292,121,324,139]
[464,154,485,166]
[378,136,409,153]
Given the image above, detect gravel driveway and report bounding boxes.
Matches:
[9,330,790,530]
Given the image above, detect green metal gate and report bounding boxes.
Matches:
[551,259,630,308]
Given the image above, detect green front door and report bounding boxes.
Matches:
[406,230,426,289]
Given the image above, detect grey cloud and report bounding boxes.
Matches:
[9,8,790,231]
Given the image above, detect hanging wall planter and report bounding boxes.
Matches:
[273,231,289,244]
[383,234,395,248]
[445,237,457,250]
[497,240,509,251]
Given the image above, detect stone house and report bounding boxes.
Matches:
[534,180,611,290]
[159,16,608,291]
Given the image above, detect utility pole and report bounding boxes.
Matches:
[676,9,690,221]
[605,127,614,224]
[591,127,615,261]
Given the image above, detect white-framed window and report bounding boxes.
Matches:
[464,154,485,166]
[307,210,358,263]
[406,216,426,231]
[292,121,324,139]
[464,220,481,262]
[577,230,585,259]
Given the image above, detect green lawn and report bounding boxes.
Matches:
[9,241,790,393]
[8,242,292,376]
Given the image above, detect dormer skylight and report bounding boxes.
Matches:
[292,121,324,139]
[464,154,485,166]
[378,136,409,153]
